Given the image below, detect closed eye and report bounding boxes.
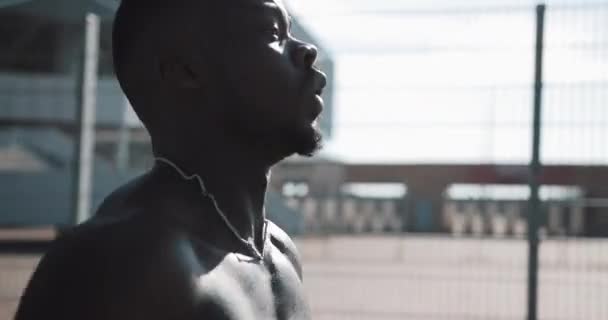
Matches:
[266,28,280,40]
[262,22,282,42]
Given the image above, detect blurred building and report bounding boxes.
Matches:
[272,160,608,237]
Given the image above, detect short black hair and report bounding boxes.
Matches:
[112,1,191,135]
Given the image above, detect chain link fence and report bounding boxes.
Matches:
[1,1,608,320]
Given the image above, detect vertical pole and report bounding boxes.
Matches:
[527,4,545,320]
[72,13,100,225]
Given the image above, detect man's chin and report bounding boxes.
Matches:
[238,122,323,159]
[293,125,323,157]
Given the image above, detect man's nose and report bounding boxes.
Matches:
[293,42,318,69]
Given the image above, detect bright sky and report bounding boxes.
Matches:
[287,0,608,165]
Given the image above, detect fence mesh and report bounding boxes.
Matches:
[1,2,608,320]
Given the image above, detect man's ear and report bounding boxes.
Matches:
[158,57,202,89]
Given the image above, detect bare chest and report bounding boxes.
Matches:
[190,244,311,320]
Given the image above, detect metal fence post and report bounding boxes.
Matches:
[71,13,100,225]
[527,4,546,320]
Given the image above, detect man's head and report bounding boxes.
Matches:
[113,0,327,160]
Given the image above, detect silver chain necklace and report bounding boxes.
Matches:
[155,157,267,261]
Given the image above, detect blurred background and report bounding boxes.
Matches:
[0,0,607,319]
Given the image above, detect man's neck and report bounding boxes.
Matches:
[153,138,274,249]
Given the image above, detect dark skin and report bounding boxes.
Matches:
[15,0,326,319]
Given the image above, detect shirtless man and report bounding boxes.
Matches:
[15,0,326,319]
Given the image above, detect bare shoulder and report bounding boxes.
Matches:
[17,173,217,320]
[18,214,200,320]
[267,220,303,280]
[16,204,183,320]
[16,215,132,319]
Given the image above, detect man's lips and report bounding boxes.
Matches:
[306,70,327,120]
[311,92,324,119]
[314,71,327,95]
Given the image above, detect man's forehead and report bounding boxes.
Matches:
[226,0,288,14]
[236,0,285,7]
[219,0,290,26]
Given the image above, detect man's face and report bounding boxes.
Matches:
[190,0,327,157]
